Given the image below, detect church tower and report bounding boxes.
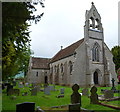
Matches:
[84,2,103,41]
[84,2,106,86]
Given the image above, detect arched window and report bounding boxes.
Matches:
[54,65,57,73]
[61,64,64,73]
[36,72,38,77]
[92,43,100,62]
[89,17,95,29]
[95,18,100,30]
[69,61,73,75]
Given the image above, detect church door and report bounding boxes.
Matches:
[94,71,98,84]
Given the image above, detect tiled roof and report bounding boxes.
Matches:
[31,57,50,69]
[51,38,84,62]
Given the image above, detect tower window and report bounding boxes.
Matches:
[92,43,100,62]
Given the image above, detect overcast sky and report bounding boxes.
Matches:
[29,0,119,58]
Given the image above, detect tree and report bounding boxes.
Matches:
[111,46,120,73]
[2,1,44,80]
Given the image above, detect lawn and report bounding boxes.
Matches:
[2,84,120,111]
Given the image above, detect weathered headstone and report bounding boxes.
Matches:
[60,88,64,94]
[16,102,35,112]
[31,88,37,96]
[6,84,13,96]
[69,103,80,112]
[18,83,24,88]
[12,81,16,86]
[90,86,99,104]
[44,83,48,88]
[111,78,116,90]
[44,86,50,95]
[104,90,114,99]
[49,86,55,91]
[71,84,81,106]
[36,85,41,92]
[82,88,89,96]
[2,84,5,90]
[25,83,29,87]
[8,89,20,96]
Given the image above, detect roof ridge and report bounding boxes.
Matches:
[51,38,84,62]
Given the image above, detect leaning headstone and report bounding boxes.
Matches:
[82,88,89,96]
[60,88,64,94]
[90,86,99,104]
[104,90,114,99]
[71,84,81,106]
[44,86,50,95]
[16,102,35,112]
[31,88,37,96]
[69,103,80,112]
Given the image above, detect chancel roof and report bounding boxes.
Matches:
[51,38,84,62]
[31,57,50,69]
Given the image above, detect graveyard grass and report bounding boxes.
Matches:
[2,84,120,111]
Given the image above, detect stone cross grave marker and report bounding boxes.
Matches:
[111,78,116,90]
[16,102,35,112]
[44,86,50,95]
[104,90,114,99]
[90,86,99,104]
[60,88,64,94]
[31,88,37,96]
[82,88,89,96]
[71,84,81,105]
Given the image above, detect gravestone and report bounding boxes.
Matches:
[44,86,50,95]
[6,84,13,96]
[104,90,114,99]
[25,83,29,87]
[111,78,116,90]
[16,102,35,112]
[69,103,80,112]
[71,84,81,106]
[18,83,24,88]
[36,85,41,92]
[8,89,20,96]
[60,88,64,94]
[2,84,5,90]
[49,86,55,91]
[12,81,16,86]
[90,86,99,104]
[82,88,89,96]
[31,88,37,96]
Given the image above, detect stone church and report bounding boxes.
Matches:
[26,3,117,87]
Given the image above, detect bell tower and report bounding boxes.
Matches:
[84,3,106,86]
[84,2,104,41]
